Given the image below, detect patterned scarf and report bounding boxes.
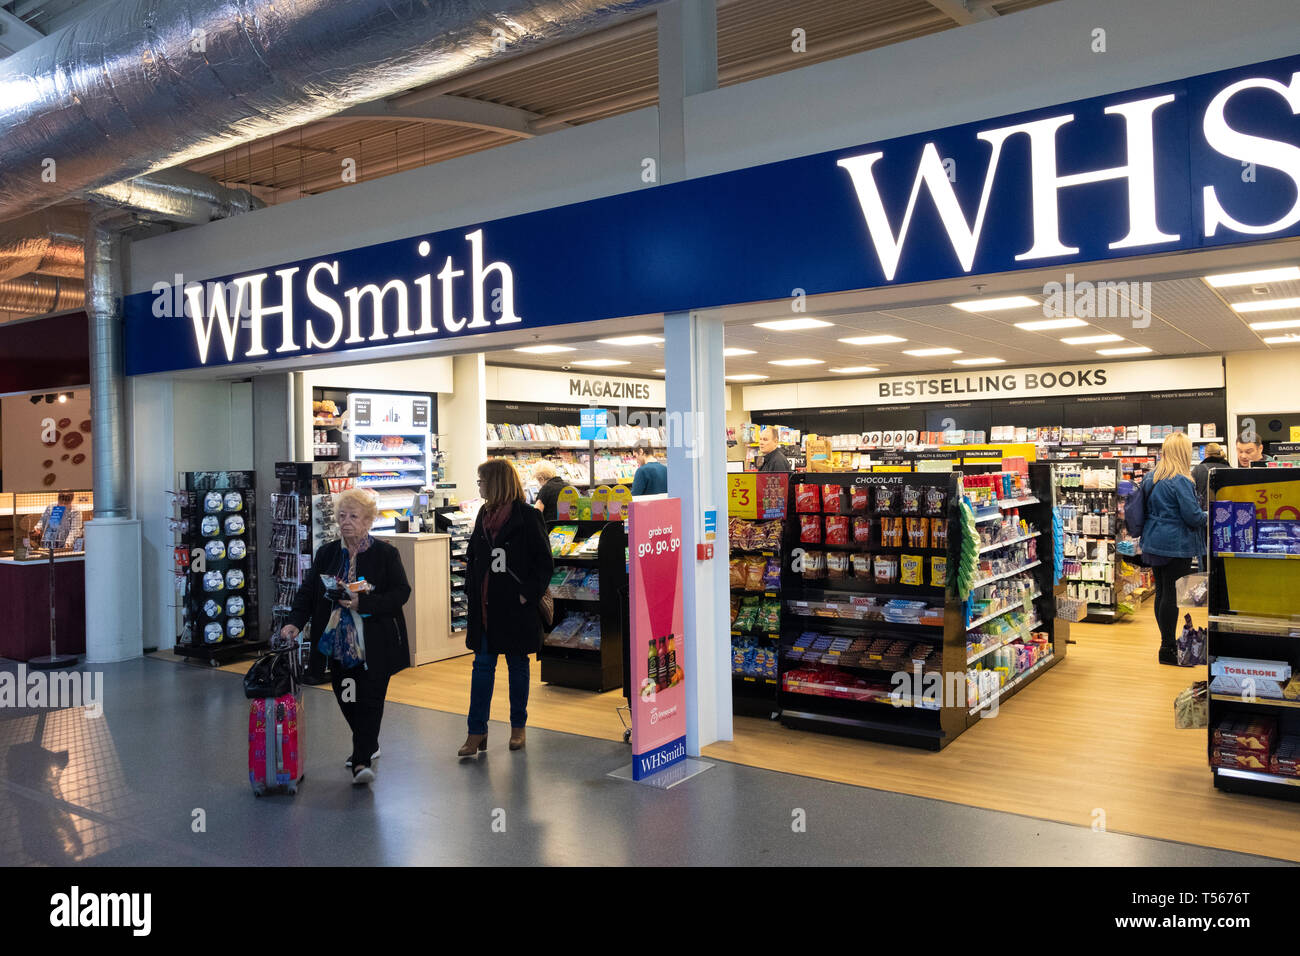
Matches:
[317,536,373,669]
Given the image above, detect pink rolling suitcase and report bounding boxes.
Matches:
[249,692,305,796]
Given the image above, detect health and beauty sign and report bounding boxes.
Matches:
[628,498,686,780]
[126,53,1300,375]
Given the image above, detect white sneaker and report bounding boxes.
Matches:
[344,748,381,769]
[351,765,375,785]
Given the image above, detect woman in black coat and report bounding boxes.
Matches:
[281,487,410,784]
[460,457,554,756]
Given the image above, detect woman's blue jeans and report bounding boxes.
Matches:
[467,634,530,735]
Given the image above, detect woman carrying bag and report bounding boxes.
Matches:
[1141,433,1208,666]
[280,488,411,784]
[460,458,554,756]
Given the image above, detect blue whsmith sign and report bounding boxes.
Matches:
[125,53,1300,375]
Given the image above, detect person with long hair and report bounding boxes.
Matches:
[459,458,554,756]
[1141,432,1208,665]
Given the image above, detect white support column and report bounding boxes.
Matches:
[445,353,487,500]
[657,0,718,181]
[252,374,294,641]
[664,309,731,753]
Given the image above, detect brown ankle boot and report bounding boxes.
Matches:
[509,727,526,751]
[458,733,487,757]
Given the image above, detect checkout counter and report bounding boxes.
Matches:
[0,490,89,661]
[373,531,464,665]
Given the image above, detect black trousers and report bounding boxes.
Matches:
[1152,557,1194,650]
[331,663,391,766]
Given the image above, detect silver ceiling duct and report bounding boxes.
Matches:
[0,274,84,314]
[0,208,85,281]
[0,0,663,220]
[84,169,266,225]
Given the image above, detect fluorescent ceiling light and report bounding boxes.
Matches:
[723,347,757,356]
[754,318,833,331]
[1204,266,1300,287]
[1248,319,1300,331]
[1097,346,1153,356]
[903,347,961,357]
[951,295,1038,312]
[726,374,769,381]
[953,357,1005,366]
[596,335,664,346]
[1013,318,1089,331]
[838,334,907,345]
[1263,335,1300,345]
[1231,297,1300,313]
[569,359,631,368]
[769,358,824,366]
[829,366,879,374]
[514,345,575,354]
[653,368,665,374]
[1061,334,1124,345]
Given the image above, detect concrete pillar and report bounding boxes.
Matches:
[664,309,731,752]
[444,353,487,502]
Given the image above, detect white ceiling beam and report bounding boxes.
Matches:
[922,0,998,26]
[321,94,557,138]
[0,7,45,51]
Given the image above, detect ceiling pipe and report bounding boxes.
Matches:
[0,207,85,281]
[83,169,266,225]
[0,0,666,221]
[0,274,84,315]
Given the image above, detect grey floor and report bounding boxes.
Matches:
[0,657,1289,866]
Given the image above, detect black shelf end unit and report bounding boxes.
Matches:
[540,519,628,692]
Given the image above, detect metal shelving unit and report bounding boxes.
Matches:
[540,518,628,692]
[434,506,472,637]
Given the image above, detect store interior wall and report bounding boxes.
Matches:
[443,354,487,501]
[0,388,91,493]
[1224,350,1300,450]
[253,375,294,642]
[725,384,747,463]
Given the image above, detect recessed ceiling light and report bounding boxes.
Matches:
[596,335,664,346]
[1097,346,1153,356]
[1231,297,1300,313]
[514,345,575,354]
[829,366,879,374]
[1013,318,1089,331]
[1061,334,1125,345]
[653,368,666,374]
[1248,319,1300,331]
[726,374,769,381]
[953,357,1005,365]
[723,347,757,356]
[1263,335,1300,345]
[903,347,961,357]
[769,358,824,366]
[838,334,907,345]
[754,318,833,331]
[951,295,1038,312]
[569,359,631,368]
[1204,266,1300,287]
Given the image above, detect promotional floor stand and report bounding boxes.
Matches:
[541,518,628,692]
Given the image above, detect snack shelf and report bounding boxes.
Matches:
[781,679,941,710]
[487,440,667,450]
[1214,552,1300,560]
[966,618,1044,665]
[541,518,628,692]
[977,531,1041,555]
[1210,694,1300,710]
[735,675,778,686]
[971,560,1042,588]
[1208,614,1300,637]
[973,510,1003,525]
[1214,767,1300,788]
[968,652,1055,714]
[966,593,1042,630]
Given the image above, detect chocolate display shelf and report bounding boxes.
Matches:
[541,519,628,692]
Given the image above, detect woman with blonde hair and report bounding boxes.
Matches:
[1140,432,1208,665]
[460,457,553,756]
[532,458,565,522]
[281,487,410,783]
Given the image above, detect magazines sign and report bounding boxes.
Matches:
[628,498,687,780]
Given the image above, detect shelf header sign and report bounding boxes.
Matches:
[628,497,687,780]
[124,52,1300,376]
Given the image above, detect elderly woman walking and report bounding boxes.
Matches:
[281,487,411,784]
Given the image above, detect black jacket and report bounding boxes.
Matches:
[465,500,554,656]
[758,448,791,473]
[289,537,412,676]
[1191,455,1230,509]
[537,476,566,523]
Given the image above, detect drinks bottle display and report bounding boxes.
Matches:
[656,635,670,690]
[648,639,660,690]
[665,635,678,685]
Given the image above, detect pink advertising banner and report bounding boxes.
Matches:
[628,497,687,780]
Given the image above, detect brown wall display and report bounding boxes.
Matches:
[0,389,92,492]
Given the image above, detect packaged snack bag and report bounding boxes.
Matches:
[795,483,821,513]
[744,556,766,591]
[802,551,827,580]
[853,516,872,545]
[825,515,850,545]
[851,486,869,512]
[907,517,928,549]
[929,519,948,550]
[728,517,744,547]
[762,557,782,589]
[887,517,905,548]
[735,597,760,631]
[826,551,851,581]
[730,594,741,625]
[901,485,922,515]
[874,486,896,514]
[874,555,898,584]
[800,514,822,544]
[729,558,745,589]
[900,554,924,585]
[930,555,948,587]
[925,486,948,515]
[763,520,785,549]
[851,553,871,577]
[1232,503,1256,553]
[1211,502,1234,554]
[822,485,844,512]
[759,599,781,632]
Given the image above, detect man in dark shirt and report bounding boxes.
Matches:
[630,441,668,495]
[757,426,791,473]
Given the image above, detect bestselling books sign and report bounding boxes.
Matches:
[628,498,687,780]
